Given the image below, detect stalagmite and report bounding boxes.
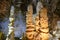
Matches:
[26,1,49,40]
[33,1,43,40]
[6,6,15,40]
[26,4,35,40]
[39,8,49,40]
[34,8,49,40]
[34,14,41,40]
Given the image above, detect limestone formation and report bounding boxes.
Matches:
[26,4,35,40]
[6,6,15,40]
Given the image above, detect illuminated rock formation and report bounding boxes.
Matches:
[26,4,35,40]
[26,3,49,40]
[39,8,49,40]
[34,8,49,40]
[6,6,15,40]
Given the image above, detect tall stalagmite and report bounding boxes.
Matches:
[34,14,41,40]
[6,6,15,40]
[39,8,49,40]
[26,4,35,40]
[34,8,49,40]
[26,3,49,40]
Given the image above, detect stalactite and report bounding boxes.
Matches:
[6,6,15,40]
